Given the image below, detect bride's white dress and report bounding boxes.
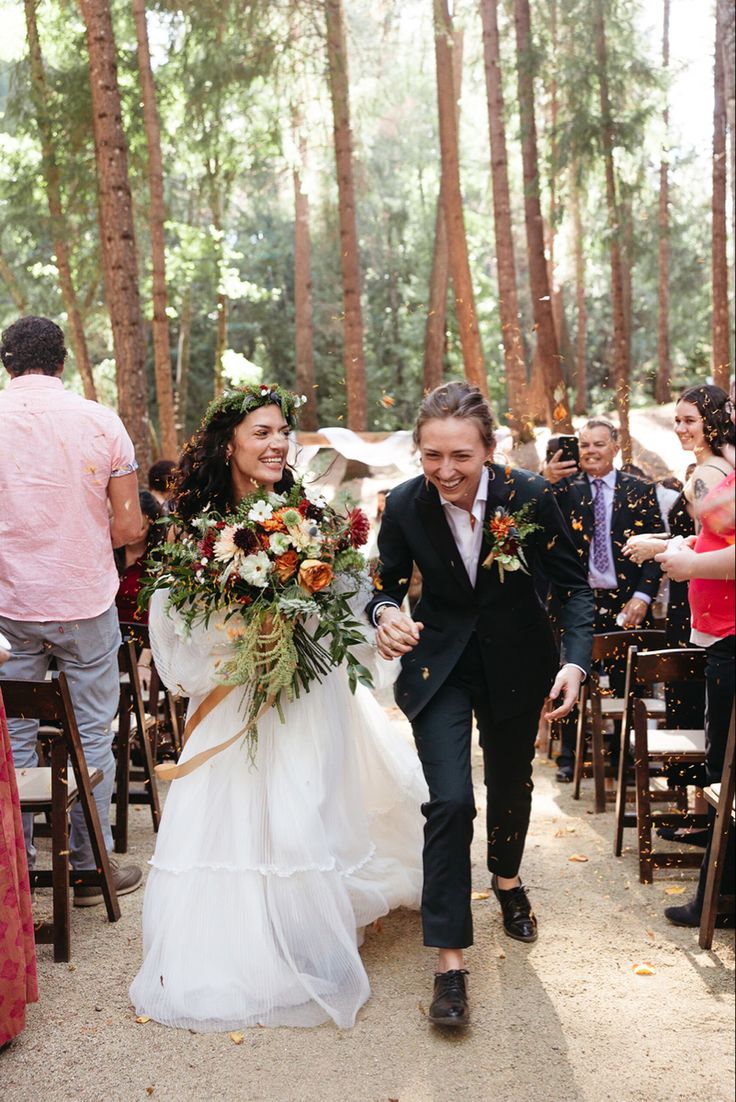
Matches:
[129,590,426,1031]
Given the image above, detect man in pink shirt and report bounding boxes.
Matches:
[0,315,144,904]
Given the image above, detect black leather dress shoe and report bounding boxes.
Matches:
[664,898,735,928]
[491,875,538,943]
[428,969,470,1027]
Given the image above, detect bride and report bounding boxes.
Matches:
[129,385,425,1031]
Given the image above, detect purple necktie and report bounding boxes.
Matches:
[592,479,611,573]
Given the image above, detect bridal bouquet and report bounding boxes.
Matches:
[141,478,373,744]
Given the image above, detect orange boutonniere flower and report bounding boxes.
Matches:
[482,503,540,582]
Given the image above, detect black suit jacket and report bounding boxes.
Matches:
[365,465,594,723]
[550,471,663,601]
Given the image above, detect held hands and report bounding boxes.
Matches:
[543,449,578,485]
[655,539,699,582]
[544,664,584,721]
[376,606,423,660]
[622,533,674,565]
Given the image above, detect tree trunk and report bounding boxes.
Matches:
[718,0,735,245]
[592,0,631,460]
[175,285,192,442]
[0,248,28,312]
[712,3,731,390]
[293,136,317,431]
[132,0,177,457]
[79,0,151,472]
[570,168,587,416]
[25,0,96,401]
[655,0,671,404]
[423,27,464,395]
[513,0,571,431]
[433,0,486,394]
[324,0,367,429]
[481,0,529,438]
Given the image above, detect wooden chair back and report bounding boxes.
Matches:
[700,707,736,948]
[113,638,161,853]
[1,673,120,960]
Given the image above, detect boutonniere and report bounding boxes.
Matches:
[481,503,540,582]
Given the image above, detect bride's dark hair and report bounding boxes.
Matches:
[172,403,295,524]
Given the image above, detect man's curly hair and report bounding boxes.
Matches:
[0,315,67,376]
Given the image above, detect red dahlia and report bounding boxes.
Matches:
[348,508,370,548]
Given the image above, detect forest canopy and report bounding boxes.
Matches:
[0,0,733,467]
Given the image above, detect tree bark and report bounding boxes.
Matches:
[433,0,487,394]
[79,0,151,472]
[718,0,735,245]
[423,27,464,395]
[324,0,367,429]
[174,284,192,441]
[293,131,317,431]
[592,0,631,460]
[655,0,671,404]
[712,4,731,390]
[25,0,96,401]
[513,0,571,430]
[570,168,587,416]
[132,0,177,457]
[481,0,529,438]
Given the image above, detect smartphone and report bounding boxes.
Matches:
[556,434,580,468]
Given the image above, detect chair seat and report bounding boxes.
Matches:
[630,728,706,757]
[704,782,736,819]
[599,696,665,717]
[16,766,102,808]
[111,713,156,735]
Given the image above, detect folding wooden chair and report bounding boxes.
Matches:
[573,630,666,812]
[620,648,707,883]
[3,673,120,962]
[699,707,736,949]
[119,621,182,759]
[112,638,161,854]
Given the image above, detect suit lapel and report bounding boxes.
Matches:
[416,480,474,598]
[611,471,623,535]
[474,464,513,588]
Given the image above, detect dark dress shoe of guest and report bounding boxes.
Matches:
[555,765,573,783]
[491,874,538,943]
[664,898,735,928]
[428,969,470,1027]
[656,827,709,848]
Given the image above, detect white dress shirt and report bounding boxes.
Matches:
[438,466,489,587]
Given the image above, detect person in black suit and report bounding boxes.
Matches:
[544,417,663,780]
[366,382,594,1028]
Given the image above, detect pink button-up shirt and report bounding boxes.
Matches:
[0,375,137,622]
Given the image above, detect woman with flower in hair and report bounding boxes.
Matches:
[129,384,425,1032]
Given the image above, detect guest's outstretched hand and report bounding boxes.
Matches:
[376,607,423,660]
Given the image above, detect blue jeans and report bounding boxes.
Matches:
[0,605,121,870]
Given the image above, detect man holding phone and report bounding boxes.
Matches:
[543,418,663,781]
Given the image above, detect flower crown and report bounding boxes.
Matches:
[202,383,307,431]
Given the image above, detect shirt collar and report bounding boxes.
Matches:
[439,464,489,513]
[587,467,617,490]
[8,374,64,390]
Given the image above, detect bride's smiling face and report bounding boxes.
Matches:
[227,404,290,496]
[418,416,493,509]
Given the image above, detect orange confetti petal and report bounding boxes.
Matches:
[471,890,490,900]
[632,963,656,975]
[229,1031,244,1044]
[135,1016,151,1024]
[568,854,589,862]
[663,885,686,895]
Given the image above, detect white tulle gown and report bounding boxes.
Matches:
[129,589,426,1031]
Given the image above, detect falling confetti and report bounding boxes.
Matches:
[471,890,490,900]
[632,963,656,976]
[229,1031,245,1044]
[135,1016,151,1024]
[568,854,589,863]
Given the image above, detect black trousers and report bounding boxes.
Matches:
[411,635,540,948]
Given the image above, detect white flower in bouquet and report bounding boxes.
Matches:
[239,551,272,587]
[302,480,327,508]
[269,531,293,555]
[248,499,274,523]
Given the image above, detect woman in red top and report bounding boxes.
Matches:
[115,491,165,625]
[657,450,735,928]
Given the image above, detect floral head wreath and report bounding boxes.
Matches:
[201,383,307,431]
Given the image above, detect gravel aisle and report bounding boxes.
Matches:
[4,707,734,1102]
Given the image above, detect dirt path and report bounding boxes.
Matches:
[4,711,734,1102]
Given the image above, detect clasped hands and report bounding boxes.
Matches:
[376,606,583,721]
[623,532,697,582]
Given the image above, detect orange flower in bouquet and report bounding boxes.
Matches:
[298,559,334,593]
